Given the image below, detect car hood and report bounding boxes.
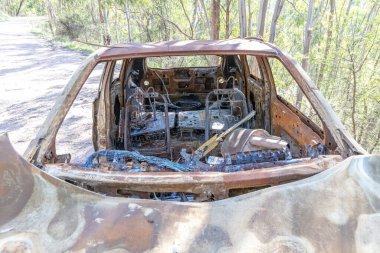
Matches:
[0,133,379,252]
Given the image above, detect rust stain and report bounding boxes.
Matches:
[0,134,34,226]
[0,134,380,252]
[69,203,161,252]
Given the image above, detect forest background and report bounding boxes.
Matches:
[1,0,379,153]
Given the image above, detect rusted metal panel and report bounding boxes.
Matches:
[220,128,289,155]
[23,39,366,166]
[44,155,342,198]
[1,134,380,252]
[267,44,367,156]
[271,99,323,155]
[2,35,374,251]
[98,39,278,61]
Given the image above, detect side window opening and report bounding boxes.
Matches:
[268,57,323,129]
[110,60,124,148]
[55,62,106,163]
[245,55,270,131]
[247,55,263,81]
[112,60,123,82]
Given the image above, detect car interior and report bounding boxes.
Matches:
[46,53,338,201]
[90,54,327,169]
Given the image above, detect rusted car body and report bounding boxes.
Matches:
[0,38,378,252]
[21,38,366,201]
[1,134,380,252]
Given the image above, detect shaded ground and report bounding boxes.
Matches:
[0,17,101,162]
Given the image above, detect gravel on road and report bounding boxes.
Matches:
[0,17,102,162]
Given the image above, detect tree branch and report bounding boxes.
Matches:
[179,0,194,38]
[153,13,192,39]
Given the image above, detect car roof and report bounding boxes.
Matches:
[97,38,278,61]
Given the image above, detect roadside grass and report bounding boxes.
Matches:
[31,20,97,55]
[63,41,95,55]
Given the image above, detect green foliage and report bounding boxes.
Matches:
[0,0,19,16]
[147,55,218,69]
[63,41,95,54]
[5,0,380,153]
[57,13,85,40]
[0,0,45,16]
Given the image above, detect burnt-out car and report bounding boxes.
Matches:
[2,38,380,253]
[23,38,366,201]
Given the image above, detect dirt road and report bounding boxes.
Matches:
[0,17,100,162]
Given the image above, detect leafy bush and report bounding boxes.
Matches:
[57,13,84,40]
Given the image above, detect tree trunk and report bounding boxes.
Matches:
[114,5,119,43]
[211,0,220,40]
[144,14,152,42]
[346,0,353,15]
[151,15,154,36]
[239,0,247,38]
[296,0,315,109]
[269,0,284,43]
[123,0,132,42]
[350,53,357,139]
[161,1,170,40]
[317,0,335,87]
[58,0,62,15]
[16,0,25,16]
[369,52,380,82]
[225,0,231,39]
[325,0,352,99]
[256,0,268,37]
[104,9,111,44]
[247,0,252,36]
[200,0,211,38]
[357,102,367,143]
[138,8,144,41]
[46,0,56,36]
[364,4,379,33]
[191,0,198,33]
[90,0,97,24]
[97,0,111,45]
